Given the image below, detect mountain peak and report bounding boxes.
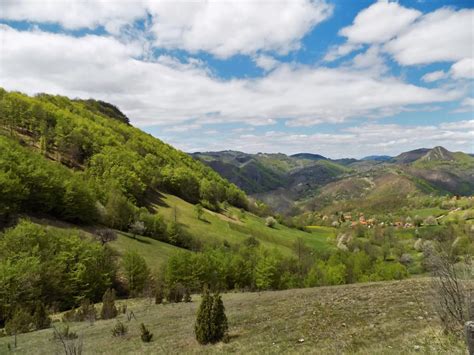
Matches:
[421,146,454,162]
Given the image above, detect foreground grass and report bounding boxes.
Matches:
[0,279,465,354]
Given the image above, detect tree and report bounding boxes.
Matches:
[209,293,228,343]
[129,220,145,239]
[33,302,51,330]
[95,229,117,245]
[195,288,228,344]
[100,289,118,320]
[122,251,150,296]
[195,203,204,220]
[195,289,212,344]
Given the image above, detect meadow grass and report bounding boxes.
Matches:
[0,278,464,354]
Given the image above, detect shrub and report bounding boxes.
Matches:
[33,302,51,330]
[5,308,33,335]
[265,216,277,228]
[184,287,192,303]
[195,289,228,344]
[209,293,228,343]
[195,203,204,220]
[122,251,150,296]
[62,309,78,323]
[76,299,96,323]
[53,325,78,340]
[424,215,438,226]
[52,325,82,355]
[140,323,153,343]
[100,289,118,320]
[155,277,165,304]
[167,283,185,303]
[111,320,128,337]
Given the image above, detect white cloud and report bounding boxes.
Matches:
[450,58,474,80]
[0,26,464,129]
[453,98,474,113]
[323,42,362,62]
[421,70,447,83]
[253,55,279,72]
[179,122,473,158]
[0,0,333,58]
[385,8,474,65]
[351,46,388,75]
[327,3,473,68]
[0,0,147,34]
[339,0,421,44]
[439,120,474,130]
[147,0,333,58]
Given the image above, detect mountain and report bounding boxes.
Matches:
[419,146,454,162]
[290,153,327,161]
[192,151,352,212]
[393,148,431,164]
[362,155,392,162]
[195,146,474,214]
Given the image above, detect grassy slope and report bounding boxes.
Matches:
[26,192,334,273]
[0,278,463,354]
[154,193,334,256]
[109,231,187,271]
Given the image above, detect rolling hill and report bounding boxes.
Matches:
[194,147,474,214]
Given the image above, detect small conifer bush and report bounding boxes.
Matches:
[111,321,128,337]
[195,289,228,344]
[33,302,51,330]
[101,289,118,320]
[140,323,153,342]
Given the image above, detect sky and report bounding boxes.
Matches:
[0,0,473,158]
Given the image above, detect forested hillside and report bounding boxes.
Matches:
[0,88,247,228]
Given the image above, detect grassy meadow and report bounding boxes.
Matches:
[0,278,464,354]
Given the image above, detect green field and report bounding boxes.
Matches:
[0,278,463,354]
[153,193,334,256]
[110,231,186,271]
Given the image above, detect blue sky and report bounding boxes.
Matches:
[0,0,472,158]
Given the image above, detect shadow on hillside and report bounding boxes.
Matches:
[144,189,169,209]
[118,231,152,244]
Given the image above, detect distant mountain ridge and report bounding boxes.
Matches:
[192,146,474,214]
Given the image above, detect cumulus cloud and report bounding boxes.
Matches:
[450,58,474,80]
[0,0,333,58]
[0,0,147,34]
[326,2,473,68]
[0,25,462,128]
[340,0,421,44]
[253,55,280,72]
[323,42,362,62]
[421,71,447,83]
[385,8,474,65]
[178,122,473,158]
[148,0,333,58]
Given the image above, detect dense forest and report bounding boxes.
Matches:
[0,88,247,228]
